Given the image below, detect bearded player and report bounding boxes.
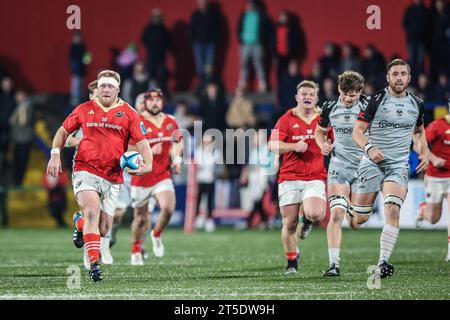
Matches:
[129,89,183,265]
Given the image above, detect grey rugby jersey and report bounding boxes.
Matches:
[357,88,424,164]
[318,95,369,167]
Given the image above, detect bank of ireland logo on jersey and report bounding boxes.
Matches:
[102,117,107,122]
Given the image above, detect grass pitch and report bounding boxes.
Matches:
[0,227,448,300]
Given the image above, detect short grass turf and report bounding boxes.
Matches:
[0,228,448,300]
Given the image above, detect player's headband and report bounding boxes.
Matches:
[144,89,164,100]
[98,77,120,89]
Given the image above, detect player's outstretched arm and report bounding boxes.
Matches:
[352,120,370,150]
[170,140,184,175]
[352,120,384,163]
[315,125,333,156]
[427,151,446,168]
[268,140,307,155]
[127,139,153,176]
[413,125,430,173]
[65,136,82,148]
[47,126,69,177]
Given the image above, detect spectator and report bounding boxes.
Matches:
[403,0,429,75]
[199,82,228,132]
[190,0,220,81]
[414,73,434,101]
[195,64,225,101]
[339,42,361,73]
[318,42,341,82]
[429,0,450,80]
[361,44,386,89]
[237,0,270,92]
[122,61,151,106]
[43,172,68,228]
[141,8,172,93]
[239,127,275,230]
[272,11,302,80]
[226,87,255,129]
[194,133,224,232]
[319,77,338,103]
[69,32,87,106]
[434,73,450,103]
[116,42,139,81]
[308,60,322,85]
[277,59,302,112]
[173,100,195,133]
[363,82,375,96]
[9,90,34,186]
[0,77,16,181]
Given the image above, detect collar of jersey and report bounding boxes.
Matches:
[143,112,167,129]
[291,108,319,125]
[93,98,124,112]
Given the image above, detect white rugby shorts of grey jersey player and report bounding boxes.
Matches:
[318,96,368,190]
[355,88,424,193]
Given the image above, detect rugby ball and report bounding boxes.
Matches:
[120,151,143,170]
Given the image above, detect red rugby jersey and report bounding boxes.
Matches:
[269,109,327,183]
[130,114,182,187]
[63,99,146,184]
[425,117,450,178]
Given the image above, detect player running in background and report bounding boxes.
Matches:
[129,89,183,265]
[351,59,429,278]
[416,98,450,262]
[47,70,153,282]
[64,80,98,148]
[268,80,328,275]
[108,92,147,249]
[315,71,368,276]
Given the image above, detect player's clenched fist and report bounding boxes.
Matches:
[294,140,308,153]
[368,147,384,163]
[320,139,333,156]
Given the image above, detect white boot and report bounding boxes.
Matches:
[151,231,164,257]
[100,237,113,265]
[131,252,144,266]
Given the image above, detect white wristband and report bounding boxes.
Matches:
[173,155,183,165]
[364,143,373,155]
[51,147,61,155]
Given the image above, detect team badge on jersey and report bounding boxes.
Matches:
[166,124,173,131]
[140,121,147,134]
[396,110,403,117]
[344,115,350,122]
[115,111,124,118]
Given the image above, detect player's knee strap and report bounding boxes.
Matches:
[353,204,373,216]
[384,194,404,208]
[329,195,348,212]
